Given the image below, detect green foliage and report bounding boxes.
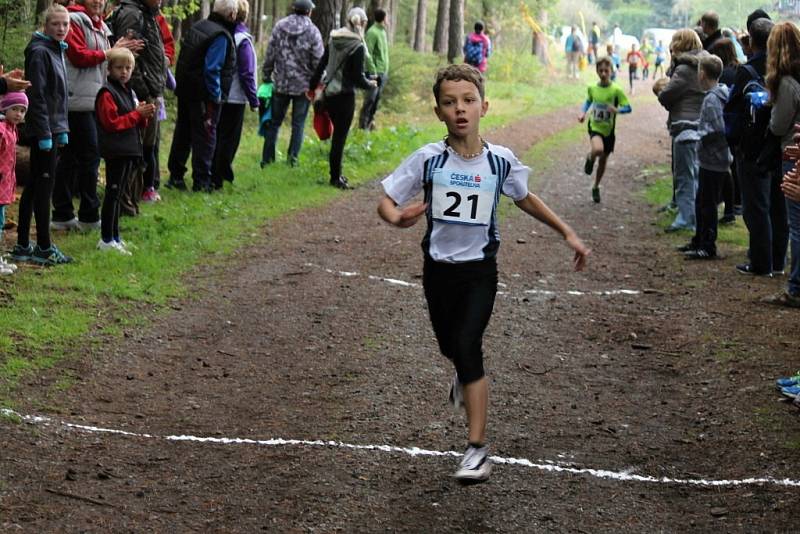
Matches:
[379,43,447,113]
[607,5,652,38]
[0,24,32,69]
[160,0,201,22]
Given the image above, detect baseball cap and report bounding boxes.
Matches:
[292,0,315,11]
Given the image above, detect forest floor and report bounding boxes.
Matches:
[3,79,800,532]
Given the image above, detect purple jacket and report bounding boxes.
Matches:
[227,22,259,107]
[262,14,324,95]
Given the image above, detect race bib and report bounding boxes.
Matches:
[592,103,613,122]
[431,168,498,226]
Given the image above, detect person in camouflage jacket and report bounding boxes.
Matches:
[260,0,323,167]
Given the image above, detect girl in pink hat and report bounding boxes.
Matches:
[0,91,28,274]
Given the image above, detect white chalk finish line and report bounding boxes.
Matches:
[3,409,799,489]
[304,263,642,298]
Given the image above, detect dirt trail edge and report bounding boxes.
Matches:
[3,102,800,532]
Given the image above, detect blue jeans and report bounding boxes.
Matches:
[738,155,788,274]
[359,72,387,129]
[783,160,800,296]
[671,137,698,230]
[261,92,310,165]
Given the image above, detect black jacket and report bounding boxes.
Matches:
[174,14,236,102]
[112,0,166,100]
[703,30,723,51]
[96,78,142,159]
[725,52,768,155]
[23,33,69,142]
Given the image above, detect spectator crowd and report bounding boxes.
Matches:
[0,0,391,271]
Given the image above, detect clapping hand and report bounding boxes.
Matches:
[0,65,31,92]
[136,102,156,119]
[782,166,800,202]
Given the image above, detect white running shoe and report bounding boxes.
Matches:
[97,239,131,256]
[454,445,492,484]
[0,256,18,272]
[51,217,79,231]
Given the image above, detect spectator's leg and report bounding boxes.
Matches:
[74,111,101,224]
[287,94,311,165]
[262,92,291,166]
[167,98,193,184]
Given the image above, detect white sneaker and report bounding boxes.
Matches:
[76,220,101,232]
[0,256,18,272]
[115,239,134,253]
[454,445,492,484]
[51,217,79,231]
[97,239,131,256]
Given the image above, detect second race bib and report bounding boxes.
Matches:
[431,168,498,226]
[593,103,613,122]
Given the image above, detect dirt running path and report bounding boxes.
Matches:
[3,102,800,532]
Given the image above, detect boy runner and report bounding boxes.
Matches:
[377,64,590,484]
[579,57,632,203]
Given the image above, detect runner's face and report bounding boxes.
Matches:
[434,79,488,139]
[597,65,611,82]
[109,60,134,84]
[45,12,70,41]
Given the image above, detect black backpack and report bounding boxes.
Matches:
[726,64,770,147]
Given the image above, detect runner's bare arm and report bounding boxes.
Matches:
[514,193,590,271]
[378,195,427,228]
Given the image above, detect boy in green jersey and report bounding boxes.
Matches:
[578,57,632,202]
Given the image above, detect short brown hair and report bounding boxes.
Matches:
[698,54,723,81]
[701,11,719,31]
[432,64,485,105]
[595,57,612,70]
[106,47,135,68]
[709,38,738,67]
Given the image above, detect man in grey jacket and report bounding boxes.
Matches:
[260,0,324,167]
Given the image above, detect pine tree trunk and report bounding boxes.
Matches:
[433,0,449,54]
[413,0,427,51]
[272,0,279,29]
[311,0,341,41]
[388,0,398,43]
[408,2,416,47]
[34,0,48,26]
[446,0,463,64]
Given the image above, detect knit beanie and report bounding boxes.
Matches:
[746,9,771,32]
[0,92,29,111]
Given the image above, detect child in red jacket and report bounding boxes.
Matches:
[0,92,27,274]
[95,48,155,254]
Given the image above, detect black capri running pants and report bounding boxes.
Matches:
[423,256,498,384]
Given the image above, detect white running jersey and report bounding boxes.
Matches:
[382,140,530,263]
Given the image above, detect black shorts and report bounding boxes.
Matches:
[589,125,616,154]
[423,256,497,384]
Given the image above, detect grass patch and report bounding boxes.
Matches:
[641,164,749,250]
[0,51,595,402]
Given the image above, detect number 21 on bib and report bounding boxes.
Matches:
[431,168,498,226]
